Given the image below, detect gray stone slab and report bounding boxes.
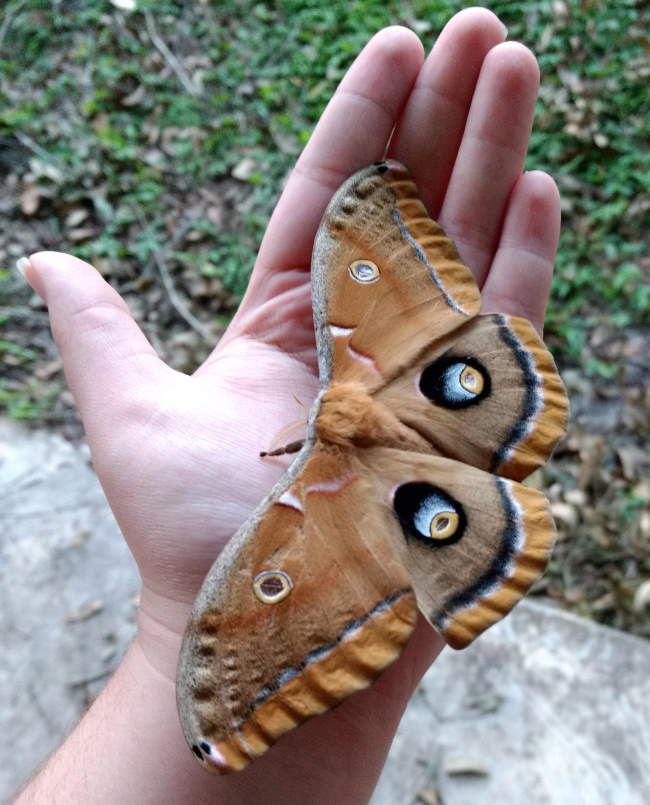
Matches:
[372,602,650,805]
[1,418,649,804]
[0,419,139,802]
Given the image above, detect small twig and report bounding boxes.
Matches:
[13,130,52,162]
[0,0,26,54]
[26,681,57,731]
[68,669,114,689]
[151,249,213,343]
[144,10,199,97]
[169,208,205,250]
[0,306,49,321]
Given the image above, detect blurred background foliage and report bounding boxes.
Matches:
[0,1,648,634]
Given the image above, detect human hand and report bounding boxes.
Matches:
[20,8,560,802]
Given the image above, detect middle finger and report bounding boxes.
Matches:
[388,7,507,217]
[439,42,540,286]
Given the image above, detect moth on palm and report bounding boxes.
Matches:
[176,161,568,774]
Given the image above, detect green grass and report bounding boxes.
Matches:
[0,0,648,406]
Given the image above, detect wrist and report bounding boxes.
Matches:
[18,596,441,805]
[135,585,191,683]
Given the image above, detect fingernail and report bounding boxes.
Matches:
[501,22,508,38]
[16,256,34,279]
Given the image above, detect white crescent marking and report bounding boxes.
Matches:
[203,742,228,767]
[306,475,357,495]
[277,491,303,512]
[347,345,382,376]
[330,325,355,337]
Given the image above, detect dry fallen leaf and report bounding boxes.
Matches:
[34,358,63,380]
[417,786,441,805]
[231,157,257,181]
[20,181,41,216]
[65,208,89,228]
[68,226,97,242]
[565,489,587,506]
[110,0,137,10]
[121,84,146,106]
[633,580,650,612]
[617,446,646,481]
[66,600,104,623]
[551,501,580,529]
[445,756,489,778]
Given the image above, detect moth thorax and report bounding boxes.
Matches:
[316,382,428,452]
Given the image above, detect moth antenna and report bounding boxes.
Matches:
[260,418,307,459]
[291,394,308,413]
[260,439,304,459]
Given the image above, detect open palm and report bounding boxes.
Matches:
[23,9,560,801]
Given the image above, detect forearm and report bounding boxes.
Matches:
[15,609,442,805]
[13,640,212,805]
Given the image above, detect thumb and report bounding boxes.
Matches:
[19,251,171,443]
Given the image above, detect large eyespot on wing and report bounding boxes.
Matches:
[430,476,555,650]
[419,356,491,408]
[311,161,481,391]
[394,482,466,547]
[362,448,556,650]
[375,313,568,481]
[177,444,417,775]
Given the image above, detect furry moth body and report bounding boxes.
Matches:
[177,161,568,774]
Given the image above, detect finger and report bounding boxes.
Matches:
[481,171,561,333]
[439,42,540,286]
[20,251,171,439]
[242,27,424,300]
[389,7,506,217]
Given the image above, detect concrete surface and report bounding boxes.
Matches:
[1,418,649,804]
[0,419,139,802]
[372,602,650,805]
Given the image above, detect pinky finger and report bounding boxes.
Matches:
[480,171,561,334]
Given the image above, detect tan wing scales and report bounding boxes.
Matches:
[177,161,567,775]
[358,447,556,649]
[312,161,480,390]
[177,444,417,774]
[375,313,568,480]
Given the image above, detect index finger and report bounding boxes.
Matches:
[242,27,423,306]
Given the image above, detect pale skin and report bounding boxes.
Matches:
[15,8,561,805]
